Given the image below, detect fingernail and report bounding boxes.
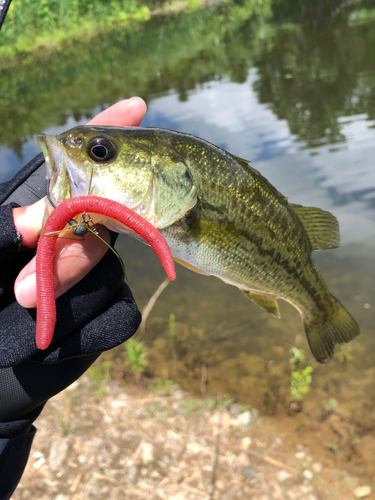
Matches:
[14,273,37,308]
[126,96,147,110]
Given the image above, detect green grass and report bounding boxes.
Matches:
[180,395,234,416]
[290,366,313,402]
[123,338,147,385]
[148,377,175,395]
[87,359,112,395]
[336,344,353,364]
[58,415,74,435]
[0,0,210,58]
[289,347,306,368]
[349,7,375,25]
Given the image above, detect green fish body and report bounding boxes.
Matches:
[38,126,359,363]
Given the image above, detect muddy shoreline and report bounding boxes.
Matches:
[13,367,373,500]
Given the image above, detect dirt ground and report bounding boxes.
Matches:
[12,367,374,500]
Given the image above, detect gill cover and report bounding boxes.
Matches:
[38,126,197,229]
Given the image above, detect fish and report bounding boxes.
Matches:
[37,125,360,363]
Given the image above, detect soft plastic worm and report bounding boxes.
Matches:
[36,196,176,350]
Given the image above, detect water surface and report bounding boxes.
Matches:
[1,0,375,474]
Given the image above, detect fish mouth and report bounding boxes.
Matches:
[37,133,68,207]
[37,133,91,203]
[37,133,64,177]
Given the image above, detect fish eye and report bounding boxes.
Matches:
[88,137,116,162]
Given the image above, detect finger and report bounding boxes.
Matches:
[14,98,145,304]
[14,225,112,308]
[87,97,147,127]
[12,197,50,249]
[13,97,147,249]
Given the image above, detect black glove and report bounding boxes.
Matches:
[0,155,141,439]
[0,237,140,369]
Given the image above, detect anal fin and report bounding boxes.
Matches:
[242,290,281,318]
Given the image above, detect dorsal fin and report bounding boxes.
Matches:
[232,154,288,201]
[290,204,340,251]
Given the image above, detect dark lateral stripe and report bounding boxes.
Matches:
[249,232,326,313]
[192,199,327,314]
[232,225,327,314]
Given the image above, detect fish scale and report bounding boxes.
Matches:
[37,125,359,363]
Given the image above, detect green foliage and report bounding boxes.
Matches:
[336,344,353,364]
[168,313,177,338]
[218,395,235,409]
[140,400,170,421]
[63,390,77,409]
[58,390,77,434]
[288,346,313,409]
[252,0,375,149]
[1,0,151,58]
[88,359,111,381]
[1,0,374,170]
[350,426,361,446]
[322,397,338,419]
[180,395,234,416]
[123,338,147,375]
[324,442,339,455]
[58,415,74,435]
[88,359,112,395]
[143,401,167,414]
[290,366,313,402]
[180,397,214,415]
[148,377,175,395]
[323,397,338,411]
[349,7,375,24]
[168,313,181,355]
[0,0,215,58]
[289,347,306,368]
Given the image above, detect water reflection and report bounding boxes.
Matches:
[143,72,375,250]
[2,1,375,169]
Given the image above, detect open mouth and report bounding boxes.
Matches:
[36,133,65,178]
[37,133,91,200]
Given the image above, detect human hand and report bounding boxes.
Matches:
[0,98,144,446]
[13,97,147,308]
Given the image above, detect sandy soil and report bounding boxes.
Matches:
[12,367,373,500]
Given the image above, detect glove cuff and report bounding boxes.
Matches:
[0,404,45,439]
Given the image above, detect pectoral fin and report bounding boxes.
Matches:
[242,290,281,318]
[290,204,340,251]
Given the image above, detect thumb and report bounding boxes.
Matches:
[12,197,50,248]
[14,224,112,308]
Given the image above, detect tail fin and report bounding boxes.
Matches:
[304,296,360,364]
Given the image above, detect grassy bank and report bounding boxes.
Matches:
[0,0,209,58]
[0,0,271,150]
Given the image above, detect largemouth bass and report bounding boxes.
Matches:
[37,126,359,363]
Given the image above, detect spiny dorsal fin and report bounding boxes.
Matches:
[290,204,340,252]
[232,154,288,201]
[242,290,281,318]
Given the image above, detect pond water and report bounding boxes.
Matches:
[1,0,375,476]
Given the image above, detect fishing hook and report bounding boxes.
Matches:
[46,178,57,209]
[46,179,98,236]
[81,212,99,235]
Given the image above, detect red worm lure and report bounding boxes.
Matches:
[36,195,176,350]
